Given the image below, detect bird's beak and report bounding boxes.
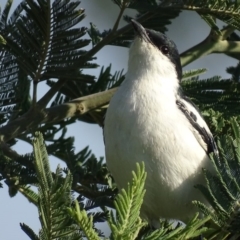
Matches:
[131,19,151,43]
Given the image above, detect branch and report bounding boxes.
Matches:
[0,143,20,159]
[180,25,240,67]
[181,40,240,66]
[37,78,67,107]
[73,184,115,209]
[0,88,116,143]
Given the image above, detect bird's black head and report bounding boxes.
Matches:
[131,19,182,81]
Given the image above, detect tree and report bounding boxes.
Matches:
[1,0,240,239]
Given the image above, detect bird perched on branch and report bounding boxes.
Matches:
[104,19,218,224]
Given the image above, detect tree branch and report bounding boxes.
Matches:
[0,143,20,159]
[0,88,116,143]
[181,40,240,66]
[180,26,240,67]
[37,78,67,108]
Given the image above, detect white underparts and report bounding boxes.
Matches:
[104,37,211,223]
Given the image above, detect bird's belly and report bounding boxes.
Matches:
[104,93,211,222]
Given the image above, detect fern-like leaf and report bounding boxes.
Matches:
[198,13,221,34]
[182,77,240,117]
[67,200,100,240]
[20,132,83,240]
[194,118,240,237]
[19,185,38,206]
[33,132,53,190]
[0,0,97,115]
[20,223,39,240]
[181,0,240,30]
[182,68,207,80]
[108,162,147,240]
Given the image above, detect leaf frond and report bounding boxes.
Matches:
[67,200,100,240]
[108,162,147,240]
[195,118,240,237]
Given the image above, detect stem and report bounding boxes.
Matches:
[0,143,20,159]
[82,3,167,62]
[112,1,127,32]
[32,81,38,106]
[37,78,67,108]
[221,25,235,40]
[181,39,240,67]
[180,23,240,67]
[32,0,51,105]
[0,88,116,143]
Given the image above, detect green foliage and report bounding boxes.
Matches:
[0,35,6,44]
[92,1,180,48]
[182,68,207,80]
[65,162,214,240]
[25,132,83,239]
[139,214,211,240]
[194,118,240,239]
[2,0,240,239]
[198,13,221,34]
[0,0,97,118]
[108,162,147,240]
[0,0,26,112]
[20,223,40,240]
[48,64,125,124]
[67,200,100,240]
[181,63,240,137]
[19,132,109,239]
[181,0,240,30]
[4,0,94,80]
[0,152,37,196]
[182,77,240,117]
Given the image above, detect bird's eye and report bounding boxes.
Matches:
[161,45,169,55]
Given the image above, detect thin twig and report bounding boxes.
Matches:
[112,0,128,32]
[37,78,67,107]
[32,81,38,106]
[81,3,168,62]
[0,143,20,159]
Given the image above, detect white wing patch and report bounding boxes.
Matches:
[176,97,218,157]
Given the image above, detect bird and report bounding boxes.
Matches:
[103,19,218,225]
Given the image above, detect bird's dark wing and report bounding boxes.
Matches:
[176,98,218,157]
